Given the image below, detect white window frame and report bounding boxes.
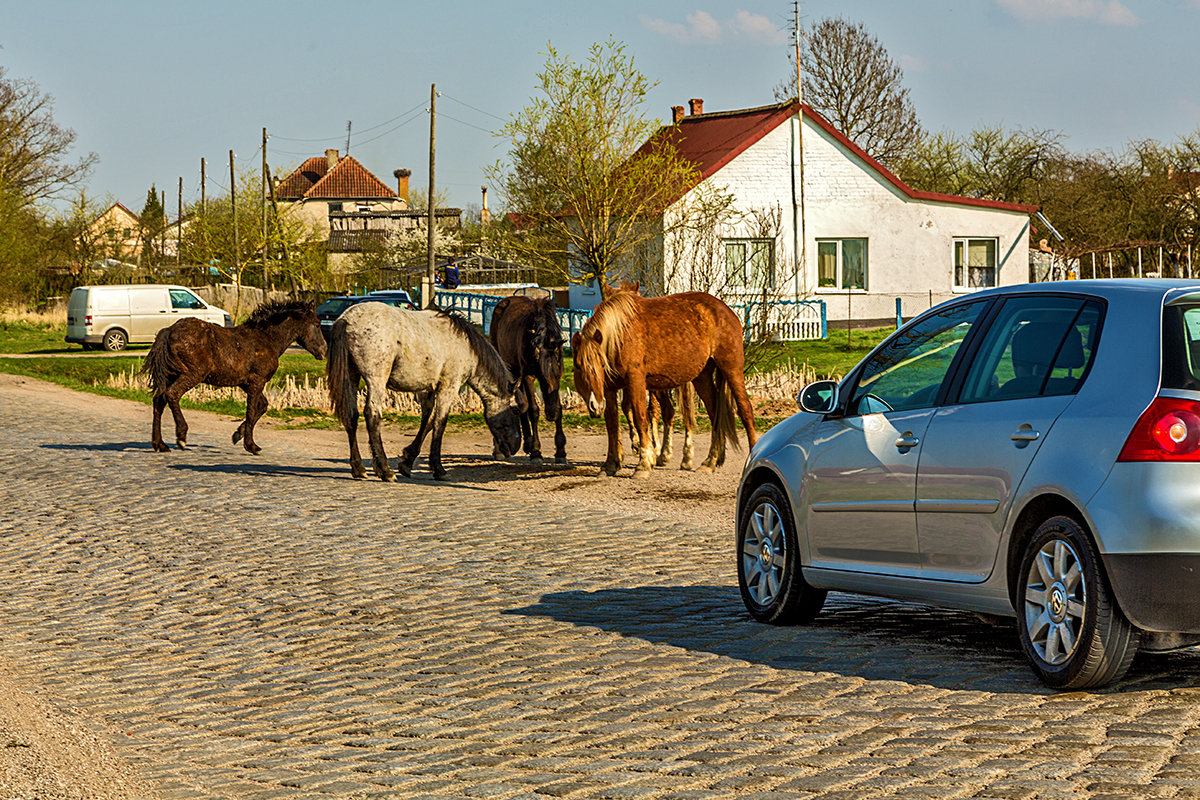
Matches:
[723,238,775,291]
[816,237,869,292]
[954,237,999,291]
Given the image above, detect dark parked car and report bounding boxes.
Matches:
[738,279,1200,689]
[316,292,417,340]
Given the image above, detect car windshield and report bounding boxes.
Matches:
[317,297,355,316]
[1162,303,1200,390]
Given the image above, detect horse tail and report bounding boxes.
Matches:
[141,328,175,395]
[711,365,740,453]
[325,318,358,428]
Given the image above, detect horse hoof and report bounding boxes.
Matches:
[151,442,169,453]
[555,456,567,464]
[632,468,652,479]
[694,464,715,474]
[232,431,242,444]
[351,472,367,481]
[433,471,449,481]
[378,472,398,483]
[530,455,543,464]
[397,463,413,478]
[176,440,188,451]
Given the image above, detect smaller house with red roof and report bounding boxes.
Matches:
[607,98,1037,323]
[275,149,409,239]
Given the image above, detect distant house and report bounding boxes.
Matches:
[275,150,462,276]
[83,202,142,263]
[603,98,1037,323]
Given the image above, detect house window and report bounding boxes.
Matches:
[817,238,868,290]
[356,203,372,213]
[954,238,998,289]
[724,239,775,289]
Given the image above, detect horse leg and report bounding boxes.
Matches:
[426,393,456,481]
[238,383,268,455]
[341,389,368,481]
[362,377,396,482]
[628,375,655,479]
[151,394,170,452]
[679,381,696,471]
[524,375,543,463]
[400,393,435,477]
[165,376,200,450]
[656,389,675,467]
[601,387,622,476]
[692,367,723,473]
[551,388,567,463]
[621,389,637,458]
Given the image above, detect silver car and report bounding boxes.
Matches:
[737,279,1200,689]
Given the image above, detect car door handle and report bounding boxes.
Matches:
[1011,428,1041,442]
[895,433,920,452]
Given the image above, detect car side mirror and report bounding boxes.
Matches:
[798,380,839,415]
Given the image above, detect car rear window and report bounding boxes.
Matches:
[1162,304,1200,390]
[318,298,354,315]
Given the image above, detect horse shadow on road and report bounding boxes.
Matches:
[507,584,1200,693]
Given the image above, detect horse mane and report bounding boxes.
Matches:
[530,297,563,359]
[582,291,638,379]
[243,298,313,328]
[437,309,513,390]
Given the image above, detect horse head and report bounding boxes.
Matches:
[298,303,327,361]
[483,372,522,458]
[528,299,564,421]
[571,329,605,418]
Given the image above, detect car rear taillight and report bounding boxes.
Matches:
[84,314,92,327]
[1118,396,1200,461]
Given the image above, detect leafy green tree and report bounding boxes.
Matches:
[487,37,700,293]
[776,17,923,168]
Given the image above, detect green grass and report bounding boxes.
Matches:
[747,327,893,380]
[0,320,79,354]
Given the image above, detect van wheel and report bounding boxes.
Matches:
[103,329,128,352]
[1017,515,1140,689]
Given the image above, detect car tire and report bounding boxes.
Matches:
[103,329,128,352]
[738,482,827,625]
[1016,515,1140,689]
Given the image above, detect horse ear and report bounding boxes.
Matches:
[591,328,603,345]
[571,332,582,350]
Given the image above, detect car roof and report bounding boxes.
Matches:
[967,278,1200,304]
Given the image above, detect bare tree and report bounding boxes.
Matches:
[775,17,923,168]
[0,67,97,206]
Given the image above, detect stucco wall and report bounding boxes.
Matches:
[666,115,1032,323]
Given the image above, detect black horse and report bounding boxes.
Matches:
[489,295,567,462]
[142,298,326,454]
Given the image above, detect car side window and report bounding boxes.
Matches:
[170,289,204,310]
[958,296,1102,403]
[847,301,985,416]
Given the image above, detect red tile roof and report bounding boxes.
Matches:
[276,155,396,200]
[644,100,1038,214]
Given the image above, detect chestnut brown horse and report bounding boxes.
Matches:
[489,294,567,463]
[571,288,757,478]
[143,298,326,454]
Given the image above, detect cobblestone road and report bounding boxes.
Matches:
[6,382,1200,799]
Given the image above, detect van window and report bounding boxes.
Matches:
[170,289,205,310]
[1162,305,1200,390]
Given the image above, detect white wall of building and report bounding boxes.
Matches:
[665,114,1032,323]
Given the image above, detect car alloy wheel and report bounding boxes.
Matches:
[737,482,826,625]
[1016,516,1139,689]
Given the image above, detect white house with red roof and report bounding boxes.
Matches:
[608,98,1037,323]
[275,149,410,239]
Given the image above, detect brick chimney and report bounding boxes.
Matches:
[393,168,411,205]
[325,148,339,171]
[481,186,491,226]
[688,98,704,116]
[671,105,685,124]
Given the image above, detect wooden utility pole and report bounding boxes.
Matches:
[230,150,239,290]
[425,83,437,308]
[200,158,206,218]
[262,127,270,290]
[177,177,182,269]
[793,0,807,296]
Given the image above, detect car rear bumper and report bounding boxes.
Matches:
[1106,553,1200,632]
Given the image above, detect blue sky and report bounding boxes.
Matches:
[5,0,1200,215]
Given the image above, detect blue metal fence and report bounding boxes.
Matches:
[434,289,593,346]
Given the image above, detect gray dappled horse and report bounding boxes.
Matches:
[326,302,521,481]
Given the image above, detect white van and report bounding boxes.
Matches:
[65,284,232,351]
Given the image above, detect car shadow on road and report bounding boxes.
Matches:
[507,584,1200,694]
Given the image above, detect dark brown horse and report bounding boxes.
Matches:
[489,294,567,463]
[143,298,326,454]
[572,288,757,478]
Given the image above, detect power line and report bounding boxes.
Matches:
[442,93,507,123]
[438,111,494,135]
